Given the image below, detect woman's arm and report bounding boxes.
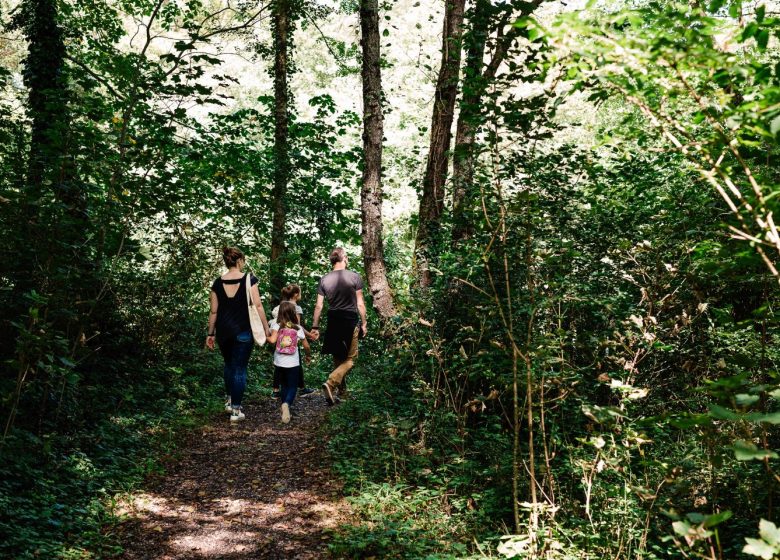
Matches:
[206,291,218,349]
[250,283,271,336]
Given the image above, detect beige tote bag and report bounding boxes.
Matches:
[245,273,266,346]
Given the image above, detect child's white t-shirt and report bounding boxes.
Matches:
[269,320,305,368]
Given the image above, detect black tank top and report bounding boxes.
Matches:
[211,273,258,341]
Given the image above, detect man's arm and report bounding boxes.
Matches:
[356,289,367,337]
[311,293,325,340]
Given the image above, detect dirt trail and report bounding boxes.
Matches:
[115,393,351,559]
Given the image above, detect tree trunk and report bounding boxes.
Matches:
[413,0,466,289]
[359,0,396,319]
[270,0,290,302]
[20,0,69,199]
[451,0,490,244]
[451,0,545,245]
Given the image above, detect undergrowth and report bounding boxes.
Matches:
[325,339,507,559]
[0,349,244,559]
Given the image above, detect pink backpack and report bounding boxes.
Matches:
[275,324,299,355]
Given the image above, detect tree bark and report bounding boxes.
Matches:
[451,0,490,244]
[451,0,545,244]
[359,0,396,319]
[270,0,290,302]
[413,0,466,289]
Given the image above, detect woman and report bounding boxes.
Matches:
[206,247,271,422]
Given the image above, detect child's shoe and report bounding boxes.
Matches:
[272,389,280,399]
[299,387,315,396]
[230,407,245,422]
[281,403,291,424]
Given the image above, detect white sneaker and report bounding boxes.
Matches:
[230,408,245,422]
[225,400,232,413]
[281,403,291,424]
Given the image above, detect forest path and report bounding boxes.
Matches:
[115,393,351,559]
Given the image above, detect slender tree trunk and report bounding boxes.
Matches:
[451,0,544,245]
[451,0,489,244]
[359,0,396,319]
[270,0,290,302]
[413,0,466,288]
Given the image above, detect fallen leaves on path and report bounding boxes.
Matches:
[115,393,351,559]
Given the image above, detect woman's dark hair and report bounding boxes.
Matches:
[222,246,244,268]
[329,247,346,265]
[281,284,301,301]
[277,301,299,328]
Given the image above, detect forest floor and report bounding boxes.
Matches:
[113,391,352,559]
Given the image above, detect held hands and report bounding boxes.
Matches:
[310,329,321,341]
[205,336,215,350]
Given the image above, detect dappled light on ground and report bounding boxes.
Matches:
[116,394,351,559]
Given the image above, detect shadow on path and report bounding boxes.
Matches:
[115,393,350,559]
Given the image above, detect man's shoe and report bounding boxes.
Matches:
[281,403,291,424]
[299,387,315,396]
[322,383,335,405]
[230,408,245,422]
[272,389,280,399]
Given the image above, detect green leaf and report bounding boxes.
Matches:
[733,440,779,461]
[737,393,760,405]
[760,519,780,546]
[704,510,733,528]
[741,22,758,40]
[673,520,691,536]
[709,0,725,11]
[756,29,770,50]
[746,411,780,424]
[708,403,740,420]
[756,4,766,22]
[743,538,777,559]
[770,115,780,136]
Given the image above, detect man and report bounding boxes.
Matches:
[311,247,367,405]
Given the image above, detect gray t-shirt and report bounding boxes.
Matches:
[317,270,363,312]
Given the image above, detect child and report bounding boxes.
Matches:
[267,301,311,423]
[271,284,316,397]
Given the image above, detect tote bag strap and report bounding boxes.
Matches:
[245,272,252,307]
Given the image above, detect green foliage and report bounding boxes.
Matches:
[0,353,223,558]
[325,339,508,558]
[0,0,360,555]
[743,520,780,559]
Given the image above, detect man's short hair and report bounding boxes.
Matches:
[330,247,346,265]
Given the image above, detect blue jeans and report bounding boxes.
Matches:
[276,365,300,405]
[218,331,253,408]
